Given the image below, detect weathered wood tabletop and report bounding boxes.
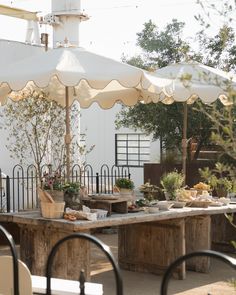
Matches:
[0,204,235,280]
[0,204,235,229]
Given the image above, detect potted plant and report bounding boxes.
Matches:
[199,163,233,198]
[63,182,81,210]
[160,170,185,200]
[115,178,134,194]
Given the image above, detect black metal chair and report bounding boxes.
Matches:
[160,250,236,295]
[0,224,19,295]
[45,232,124,295]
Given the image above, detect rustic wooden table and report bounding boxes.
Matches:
[0,205,235,280]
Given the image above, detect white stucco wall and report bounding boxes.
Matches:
[80,103,160,189]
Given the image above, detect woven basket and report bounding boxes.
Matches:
[187,200,212,208]
[47,190,64,202]
[41,202,65,219]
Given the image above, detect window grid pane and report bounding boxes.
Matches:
[115,133,150,167]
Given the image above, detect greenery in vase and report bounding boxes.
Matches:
[115,178,134,190]
[63,182,80,194]
[160,170,185,200]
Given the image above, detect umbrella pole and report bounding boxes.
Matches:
[182,102,188,184]
[65,86,71,182]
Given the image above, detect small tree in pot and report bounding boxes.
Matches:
[160,170,185,201]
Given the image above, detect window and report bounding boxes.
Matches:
[115,133,150,167]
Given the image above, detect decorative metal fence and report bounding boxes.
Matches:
[0,164,130,213]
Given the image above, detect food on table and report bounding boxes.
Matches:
[63,213,77,221]
[176,189,194,202]
[193,182,211,191]
[190,189,198,198]
[128,204,137,210]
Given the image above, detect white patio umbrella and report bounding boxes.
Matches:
[0,46,172,180]
[149,61,236,180]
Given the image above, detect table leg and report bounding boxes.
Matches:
[211,213,236,252]
[19,224,90,280]
[118,218,186,279]
[185,215,211,272]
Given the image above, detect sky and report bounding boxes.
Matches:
[0,0,232,61]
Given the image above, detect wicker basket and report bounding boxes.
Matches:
[48,190,64,202]
[41,202,65,219]
[187,200,212,208]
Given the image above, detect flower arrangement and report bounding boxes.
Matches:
[42,171,63,191]
[115,178,134,190]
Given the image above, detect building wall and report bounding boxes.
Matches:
[80,103,160,189]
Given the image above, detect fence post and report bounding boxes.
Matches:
[96,173,99,194]
[6,176,10,213]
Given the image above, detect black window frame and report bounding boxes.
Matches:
[115,133,150,167]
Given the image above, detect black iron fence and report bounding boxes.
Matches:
[0,164,130,213]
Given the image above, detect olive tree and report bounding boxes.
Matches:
[0,90,89,181]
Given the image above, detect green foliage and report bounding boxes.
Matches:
[116,18,219,157]
[63,182,80,194]
[135,19,195,69]
[195,0,236,72]
[0,91,66,177]
[115,178,134,190]
[0,91,94,180]
[199,162,233,194]
[197,100,236,164]
[116,5,236,160]
[116,100,213,155]
[160,171,185,200]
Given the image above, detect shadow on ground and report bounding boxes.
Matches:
[91,232,236,295]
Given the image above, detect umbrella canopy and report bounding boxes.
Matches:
[0,46,171,108]
[151,61,236,179]
[0,46,172,180]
